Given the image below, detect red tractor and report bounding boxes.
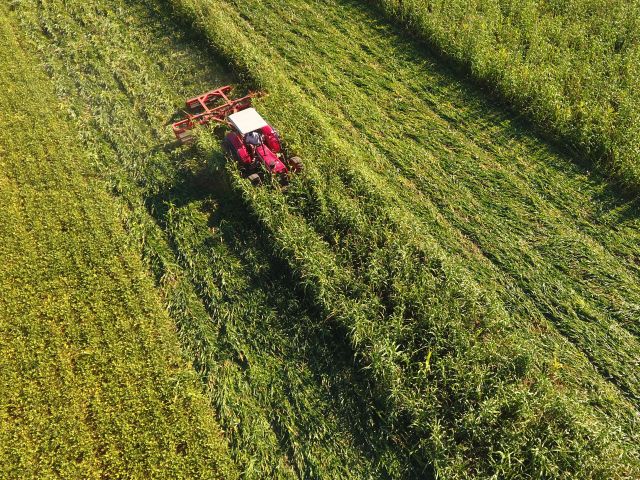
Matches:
[172,86,303,185]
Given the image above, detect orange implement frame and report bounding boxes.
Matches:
[172,86,256,143]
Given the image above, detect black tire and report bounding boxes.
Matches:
[248,173,262,186]
[289,156,304,172]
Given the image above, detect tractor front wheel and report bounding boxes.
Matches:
[288,156,304,172]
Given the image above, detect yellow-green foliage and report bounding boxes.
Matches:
[0,6,236,479]
[8,0,640,477]
[368,0,640,193]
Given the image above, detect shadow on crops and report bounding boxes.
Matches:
[143,150,424,478]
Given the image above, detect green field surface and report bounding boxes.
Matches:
[0,5,235,480]
[370,0,640,193]
[7,0,640,478]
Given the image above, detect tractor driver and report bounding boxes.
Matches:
[244,131,263,164]
[245,131,263,147]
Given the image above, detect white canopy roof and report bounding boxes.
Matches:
[228,108,269,135]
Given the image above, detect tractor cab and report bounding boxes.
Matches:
[228,107,269,137]
[226,108,300,182]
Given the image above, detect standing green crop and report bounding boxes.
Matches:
[0,4,236,479]
[367,0,640,194]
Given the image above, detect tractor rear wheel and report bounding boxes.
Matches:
[289,156,304,172]
[247,173,262,186]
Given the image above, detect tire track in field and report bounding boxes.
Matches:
[220,0,640,406]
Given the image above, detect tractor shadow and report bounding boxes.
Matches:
[143,149,419,478]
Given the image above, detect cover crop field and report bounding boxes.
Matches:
[3,0,640,478]
[0,4,234,479]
